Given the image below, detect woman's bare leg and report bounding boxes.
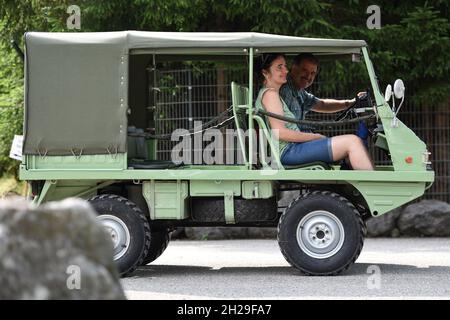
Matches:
[331,135,373,170]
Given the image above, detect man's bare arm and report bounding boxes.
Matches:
[311,98,354,113]
[311,91,366,113]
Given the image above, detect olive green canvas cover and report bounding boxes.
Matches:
[24,32,128,155]
[23,31,366,156]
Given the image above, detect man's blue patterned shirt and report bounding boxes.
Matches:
[279,75,319,132]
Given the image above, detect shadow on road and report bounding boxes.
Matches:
[133,262,450,277]
[134,265,297,277]
[123,263,450,299]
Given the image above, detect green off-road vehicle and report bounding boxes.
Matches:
[19,31,434,276]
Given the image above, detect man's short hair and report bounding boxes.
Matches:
[292,53,319,67]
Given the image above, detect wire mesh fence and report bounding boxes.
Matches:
[152,66,448,201]
[153,67,248,164]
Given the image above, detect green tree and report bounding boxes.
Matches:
[0,0,448,177]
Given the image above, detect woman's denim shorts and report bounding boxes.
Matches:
[280,138,333,165]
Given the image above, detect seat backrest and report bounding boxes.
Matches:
[252,114,284,169]
[231,82,250,164]
[127,127,148,160]
[231,82,284,169]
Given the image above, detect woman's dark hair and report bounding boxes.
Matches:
[254,53,286,84]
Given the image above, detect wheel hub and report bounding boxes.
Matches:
[97,215,131,260]
[296,210,345,259]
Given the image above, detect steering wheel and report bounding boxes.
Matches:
[335,99,357,122]
[334,89,372,122]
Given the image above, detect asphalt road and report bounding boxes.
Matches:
[121,238,450,299]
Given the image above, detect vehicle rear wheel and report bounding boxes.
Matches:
[88,194,151,277]
[277,190,365,275]
[141,226,170,265]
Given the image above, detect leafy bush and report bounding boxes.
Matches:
[0,40,24,176]
[0,0,448,179]
[0,105,23,175]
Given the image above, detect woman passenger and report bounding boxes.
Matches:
[255,53,373,170]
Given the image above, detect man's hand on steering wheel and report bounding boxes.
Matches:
[335,91,368,121]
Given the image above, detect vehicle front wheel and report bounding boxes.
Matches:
[88,194,151,277]
[277,190,365,275]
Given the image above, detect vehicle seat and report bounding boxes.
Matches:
[127,126,181,169]
[231,82,332,171]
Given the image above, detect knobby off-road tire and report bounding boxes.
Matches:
[88,194,151,277]
[140,226,170,266]
[277,190,366,276]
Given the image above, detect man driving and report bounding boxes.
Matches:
[279,53,363,131]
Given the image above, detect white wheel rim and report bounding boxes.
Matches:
[97,214,131,260]
[296,210,345,259]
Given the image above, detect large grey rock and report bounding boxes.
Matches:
[0,198,126,300]
[366,208,402,237]
[170,227,187,239]
[184,227,277,240]
[185,227,250,240]
[278,190,300,209]
[246,227,277,239]
[398,200,450,236]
